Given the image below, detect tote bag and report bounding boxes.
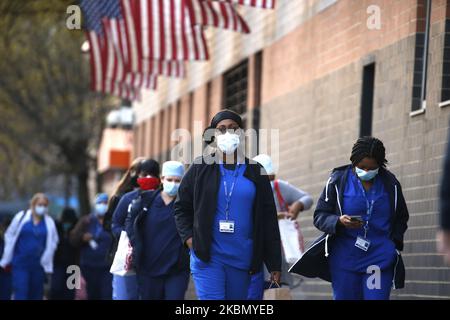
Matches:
[109,231,135,276]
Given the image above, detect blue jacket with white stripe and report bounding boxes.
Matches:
[289,164,409,289]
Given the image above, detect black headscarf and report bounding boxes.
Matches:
[210,110,243,128]
[203,110,243,145]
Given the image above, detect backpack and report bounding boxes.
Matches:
[125,189,162,271]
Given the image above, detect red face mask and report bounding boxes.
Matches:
[137,177,160,191]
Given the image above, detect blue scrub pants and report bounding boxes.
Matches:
[80,265,112,300]
[112,274,138,300]
[12,264,45,300]
[247,270,264,300]
[137,271,189,300]
[331,268,393,300]
[0,269,12,300]
[191,257,251,300]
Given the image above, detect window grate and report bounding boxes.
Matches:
[223,60,248,116]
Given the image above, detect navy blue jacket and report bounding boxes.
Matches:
[111,190,140,238]
[290,165,409,289]
[125,189,189,275]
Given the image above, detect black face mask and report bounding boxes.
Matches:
[130,175,139,188]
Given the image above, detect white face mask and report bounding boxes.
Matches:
[95,203,108,216]
[216,131,240,155]
[35,205,48,216]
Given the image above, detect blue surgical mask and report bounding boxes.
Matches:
[35,205,48,216]
[63,222,72,232]
[355,167,379,181]
[95,203,108,216]
[163,181,180,197]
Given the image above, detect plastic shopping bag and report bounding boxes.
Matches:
[278,218,303,264]
[109,231,135,276]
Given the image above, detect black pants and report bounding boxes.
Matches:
[80,265,112,300]
[49,265,75,300]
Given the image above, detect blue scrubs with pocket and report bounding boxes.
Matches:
[137,193,189,300]
[0,238,12,300]
[11,219,47,300]
[111,190,140,300]
[328,168,397,300]
[80,215,113,300]
[191,164,256,300]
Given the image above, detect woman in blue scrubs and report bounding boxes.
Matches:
[106,157,159,300]
[70,193,113,300]
[174,110,282,300]
[313,137,409,300]
[0,193,59,300]
[130,161,189,300]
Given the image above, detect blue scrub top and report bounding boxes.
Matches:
[197,163,256,271]
[141,193,186,276]
[329,168,397,273]
[12,219,47,268]
[80,214,112,268]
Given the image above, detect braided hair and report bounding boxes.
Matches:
[350,137,387,168]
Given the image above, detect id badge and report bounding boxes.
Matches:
[355,236,371,251]
[219,220,235,233]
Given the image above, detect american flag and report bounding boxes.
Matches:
[186,0,250,34]
[101,1,186,80]
[81,0,152,100]
[120,0,209,74]
[81,0,275,98]
[212,0,276,9]
[103,18,186,79]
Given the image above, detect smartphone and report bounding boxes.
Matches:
[350,216,364,223]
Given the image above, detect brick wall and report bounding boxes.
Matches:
[259,0,450,300]
[130,0,450,299]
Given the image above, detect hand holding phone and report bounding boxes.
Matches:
[350,216,364,223]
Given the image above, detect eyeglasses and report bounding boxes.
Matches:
[215,126,242,134]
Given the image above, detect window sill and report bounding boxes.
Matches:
[439,100,450,108]
[410,101,426,117]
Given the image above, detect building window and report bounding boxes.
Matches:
[176,99,181,129]
[188,92,194,134]
[223,59,248,118]
[205,81,212,128]
[441,18,450,104]
[252,51,263,154]
[411,0,431,113]
[360,63,376,137]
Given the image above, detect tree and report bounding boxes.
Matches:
[0,0,115,215]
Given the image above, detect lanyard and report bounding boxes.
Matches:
[363,199,374,238]
[219,164,241,221]
[356,178,375,239]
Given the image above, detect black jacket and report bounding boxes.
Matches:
[173,153,282,274]
[290,164,409,289]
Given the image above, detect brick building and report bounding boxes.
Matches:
[130,0,450,299]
